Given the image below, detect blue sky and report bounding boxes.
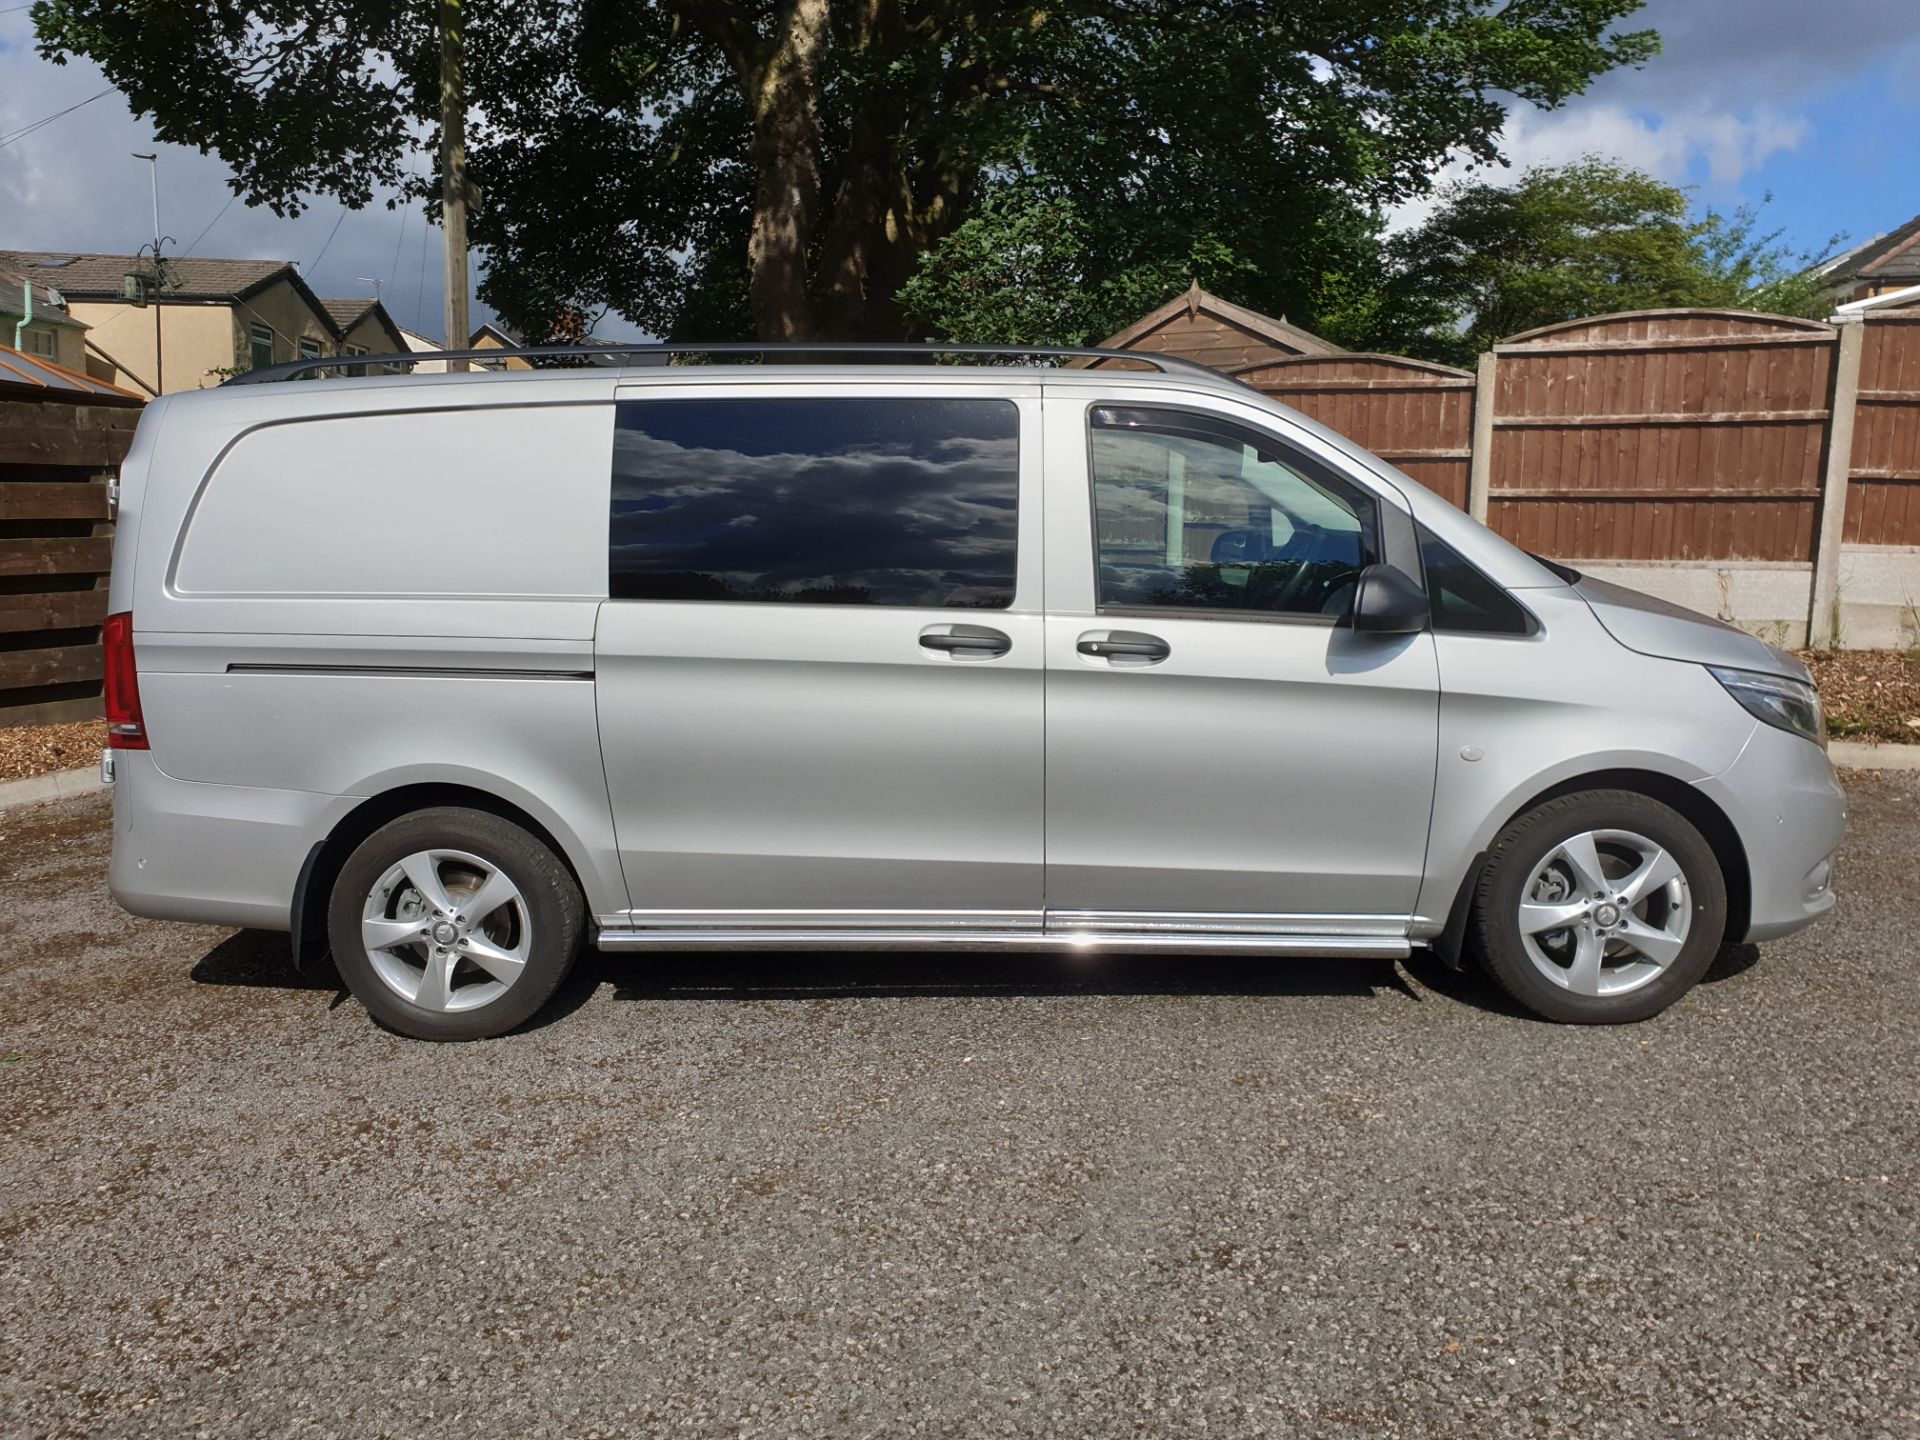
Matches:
[2,0,1917,346]
[1417,0,1920,262]
[1714,42,1920,256]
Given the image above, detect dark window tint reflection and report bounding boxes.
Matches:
[1418,525,1534,635]
[610,397,1019,607]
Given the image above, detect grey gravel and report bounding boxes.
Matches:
[1,778,1915,1439]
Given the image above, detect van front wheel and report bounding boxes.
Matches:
[1474,790,1727,1024]
[326,807,584,1040]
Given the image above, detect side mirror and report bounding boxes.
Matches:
[1350,562,1429,635]
[1208,528,1269,565]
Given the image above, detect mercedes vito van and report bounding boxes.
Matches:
[102,345,1844,1039]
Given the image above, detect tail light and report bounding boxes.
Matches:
[103,611,149,750]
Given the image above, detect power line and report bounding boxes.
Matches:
[0,87,114,150]
[388,182,410,301]
[181,191,238,257]
[307,202,347,274]
[413,198,432,332]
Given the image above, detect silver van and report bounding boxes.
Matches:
[103,346,1844,1039]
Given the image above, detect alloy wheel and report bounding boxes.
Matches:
[1516,828,1692,998]
[360,848,532,1012]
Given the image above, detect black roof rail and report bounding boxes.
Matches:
[222,341,1236,386]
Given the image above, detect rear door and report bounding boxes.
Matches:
[1040,386,1440,934]
[594,379,1045,934]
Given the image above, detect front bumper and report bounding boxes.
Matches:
[1695,721,1847,943]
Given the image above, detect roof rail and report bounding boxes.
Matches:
[222,341,1234,386]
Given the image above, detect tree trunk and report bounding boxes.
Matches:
[815,135,975,341]
[746,0,830,342]
[813,116,894,339]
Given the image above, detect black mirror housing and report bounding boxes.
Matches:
[1350,562,1429,635]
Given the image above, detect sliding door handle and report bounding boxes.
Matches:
[919,626,1012,658]
[1077,634,1170,661]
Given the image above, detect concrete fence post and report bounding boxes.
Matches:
[1468,349,1498,523]
[1809,320,1865,650]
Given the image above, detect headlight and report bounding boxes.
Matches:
[1709,666,1827,749]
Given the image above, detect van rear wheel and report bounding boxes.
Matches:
[1474,789,1726,1025]
[326,807,584,1041]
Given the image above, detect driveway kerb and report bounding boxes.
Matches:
[0,765,105,812]
[1830,739,1920,769]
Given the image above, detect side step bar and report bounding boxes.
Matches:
[595,929,1411,958]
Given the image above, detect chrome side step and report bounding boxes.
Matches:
[594,928,1410,958]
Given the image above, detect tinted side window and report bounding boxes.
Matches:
[1418,525,1535,635]
[1089,406,1377,618]
[610,397,1019,608]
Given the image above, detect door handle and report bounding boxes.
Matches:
[919,626,1012,658]
[1077,634,1170,661]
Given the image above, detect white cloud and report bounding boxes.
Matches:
[1384,102,1810,233]
[1505,104,1808,187]
[1602,0,1920,107]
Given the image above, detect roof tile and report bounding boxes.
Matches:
[0,249,291,302]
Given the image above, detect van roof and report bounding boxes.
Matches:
[222,341,1250,392]
[190,361,1259,415]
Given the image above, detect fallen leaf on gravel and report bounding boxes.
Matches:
[1797,650,1920,744]
[0,719,108,783]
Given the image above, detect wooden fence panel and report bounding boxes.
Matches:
[0,536,115,579]
[1486,310,1837,562]
[0,479,112,520]
[1844,314,1920,546]
[0,393,135,724]
[1118,302,1917,642]
[0,399,139,469]
[0,591,110,634]
[1234,354,1476,509]
[0,645,105,691]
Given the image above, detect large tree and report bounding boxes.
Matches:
[895,181,1387,348]
[1367,158,1837,366]
[36,1,1657,343]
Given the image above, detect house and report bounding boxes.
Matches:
[1098,281,1344,372]
[0,261,92,373]
[401,320,575,372]
[0,250,400,394]
[398,325,451,374]
[470,321,533,370]
[1816,212,1920,304]
[1835,283,1920,316]
[0,337,144,405]
[318,297,411,371]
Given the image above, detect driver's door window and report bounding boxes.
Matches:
[1089,406,1376,618]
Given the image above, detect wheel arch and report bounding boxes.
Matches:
[1432,767,1752,968]
[292,783,593,969]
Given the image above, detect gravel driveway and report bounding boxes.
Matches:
[1,779,1915,1439]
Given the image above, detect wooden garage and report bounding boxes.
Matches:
[1098,281,1344,371]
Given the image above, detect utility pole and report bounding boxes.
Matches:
[439,0,471,373]
[133,152,166,392]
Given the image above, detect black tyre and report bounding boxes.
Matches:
[326,806,585,1041]
[1474,789,1727,1025]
